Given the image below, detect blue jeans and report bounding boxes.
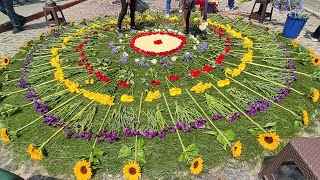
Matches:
[166,0,171,14]
[227,0,234,9]
[0,0,24,30]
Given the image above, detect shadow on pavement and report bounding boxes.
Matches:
[24,21,48,30]
[27,175,62,180]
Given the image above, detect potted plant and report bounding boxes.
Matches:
[270,0,309,38]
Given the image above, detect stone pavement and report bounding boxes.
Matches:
[0,0,76,24]
[0,0,320,179]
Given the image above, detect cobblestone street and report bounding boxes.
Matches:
[0,0,319,179]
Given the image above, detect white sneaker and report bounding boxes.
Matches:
[308,33,319,42]
[166,14,170,18]
[224,6,230,12]
[179,9,182,13]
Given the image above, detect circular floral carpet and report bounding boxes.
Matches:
[0,12,319,179]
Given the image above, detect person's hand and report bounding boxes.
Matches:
[126,0,131,4]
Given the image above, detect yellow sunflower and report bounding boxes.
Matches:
[190,157,203,175]
[292,39,298,47]
[302,110,309,126]
[1,56,10,66]
[309,48,315,57]
[311,56,320,66]
[123,161,141,180]
[258,132,281,151]
[73,160,92,180]
[231,141,242,158]
[1,128,10,143]
[27,144,43,160]
[312,88,319,103]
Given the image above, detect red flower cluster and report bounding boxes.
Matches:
[225,46,231,53]
[95,71,110,83]
[202,65,213,72]
[190,70,201,78]
[76,41,87,52]
[130,32,186,56]
[215,54,225,65]
[154,39,163,45]
[151,80,161,87]
[168,75,180,81]
[119,80,131,88]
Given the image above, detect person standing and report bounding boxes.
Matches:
[117,0,140,33]
[166,0,171,18]
[0,0,26,33]
[224,0,235,11]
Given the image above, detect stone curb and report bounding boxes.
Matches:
[0,0,86,33]
[304,7,320,19]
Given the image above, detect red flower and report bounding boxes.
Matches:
[190,70,201,77]
[151,80,161,87]
[154,39,163,45]
[95,71,102,78]
[84,35,88,39]
[168,75,180,81]
[76,44,83,52]
[92,31,98,35]
[119,80,126,87]
[215,54,225,65]
[101,76,110,83]
[202,65,213,72]
[217,27,223,32]
[80,52,85,57]
[85,62,89,69]
[124,83,130,88]
[78,61,83,66]
[225,46,231,53]
[82,57,88,62]
[219,32,225,37]
[89,67,94,74]
[226,37,231,43]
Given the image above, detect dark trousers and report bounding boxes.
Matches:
[117,0,136,28]
[312,25,320,39]
[0,0,24,30]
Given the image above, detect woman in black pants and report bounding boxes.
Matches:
[117,0,139,32]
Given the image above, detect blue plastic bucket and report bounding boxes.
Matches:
[282,12,308,39]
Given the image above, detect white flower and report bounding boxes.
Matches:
[174,30,178,33]
[135,58,139,62]
[196,40,200,44]
[123,52,128,57]
[151,59,157,64]
[193,45,197,50]
[199,23,207,31]
[171,56,178,61]
[119,39,123,43]
[125,34,129,37]
[145,29,149,32]
[204,22,208,26]
[190,35,195,39]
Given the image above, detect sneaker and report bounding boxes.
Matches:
[179,9,182,13]
[166,14,170,18]
[12,28,23,34]
[308,33,319,42]
[224,6,230,12]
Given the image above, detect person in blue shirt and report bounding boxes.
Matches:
[0,0,26,33]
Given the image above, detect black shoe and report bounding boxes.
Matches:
[200,35,208,40]
[115,27,123,34]
[184,29,189,35]
[12,28,23,34]
[130,26,141,30]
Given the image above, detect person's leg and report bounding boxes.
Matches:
[228,0,234,9]
[166,0,171,16]
[311,25,320,39]
[117,0,128,29]
[183,8,191,34]
[200,1,207,40]
[0,0,7,15]
[2,0,23,31]
[129,0,136,28]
